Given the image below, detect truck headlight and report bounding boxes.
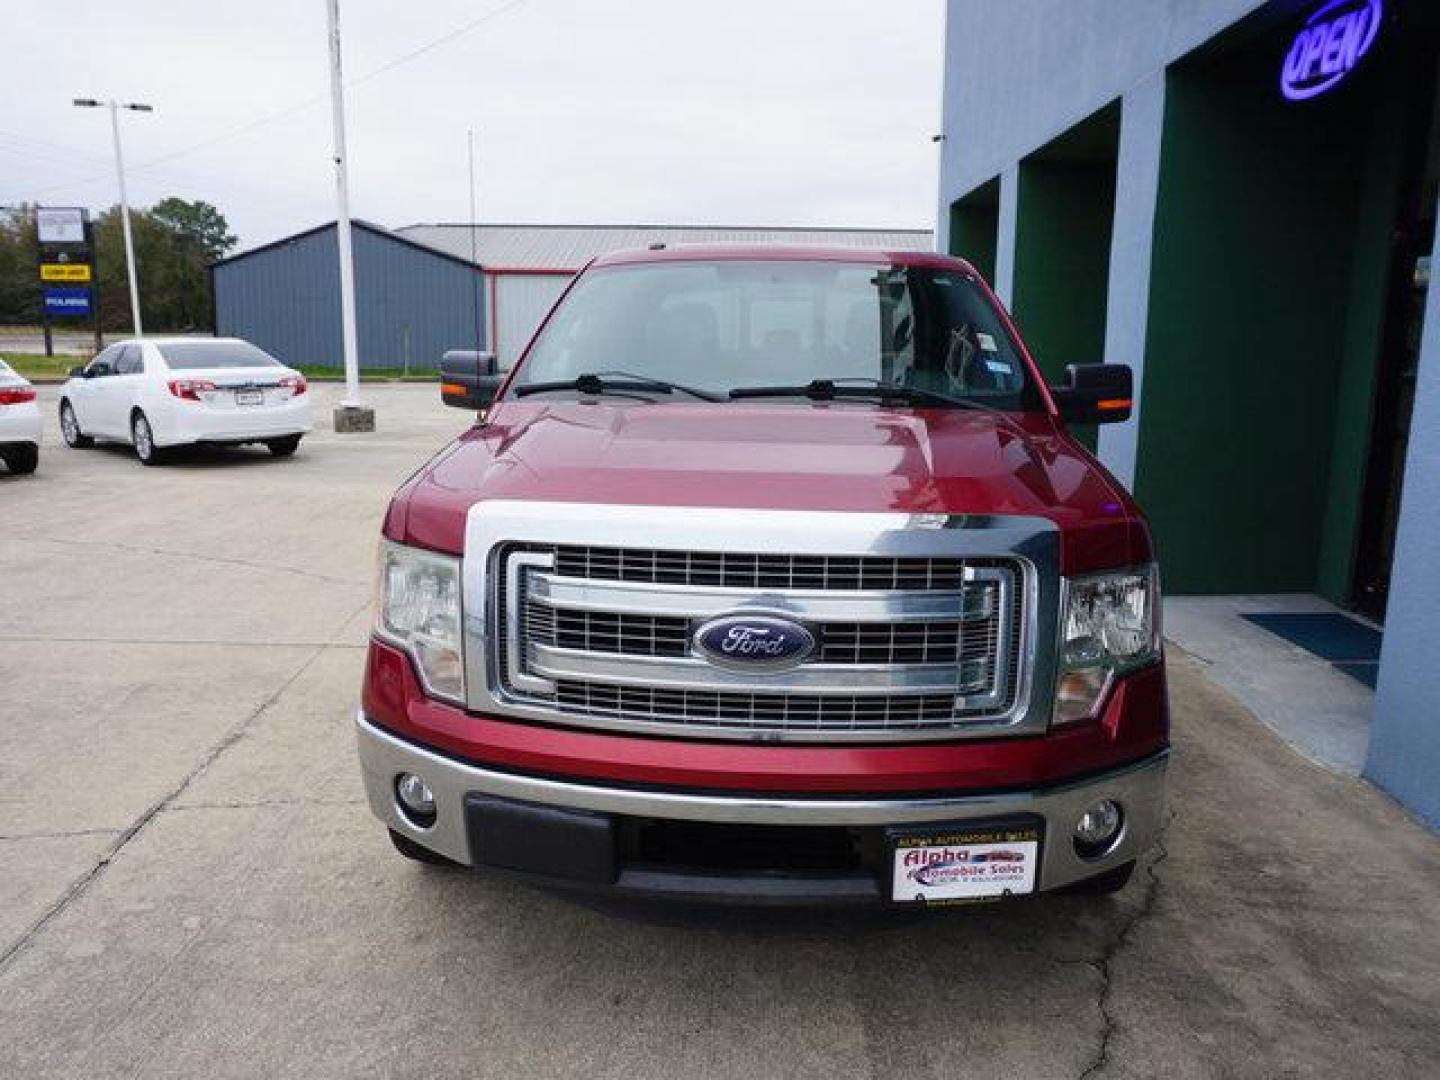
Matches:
[376,540,465,704]
[1054,565,1160,725]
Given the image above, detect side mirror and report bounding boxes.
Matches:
[1051,363,1133,425]
[440,349,503,411]
[69,365,86,378]
[87,362,112,379]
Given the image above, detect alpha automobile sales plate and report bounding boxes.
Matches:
[891,821,1042,904]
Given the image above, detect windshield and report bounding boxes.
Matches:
[157,340,282,370]
[510,260,1042,409]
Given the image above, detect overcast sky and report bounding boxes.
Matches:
[2,0,944,249]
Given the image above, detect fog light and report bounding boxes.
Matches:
[395,773,437,827]
[1073,799,1123,859]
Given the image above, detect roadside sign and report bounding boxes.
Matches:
[43,287,93,317]
[35,205,102,356]
[40,263,92,282]
[37,207,87,245]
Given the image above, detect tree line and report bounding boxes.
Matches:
[0,198,237,333]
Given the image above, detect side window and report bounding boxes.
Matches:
[114,346,142,375]
[88,345,121,376]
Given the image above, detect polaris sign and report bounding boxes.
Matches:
[1281,0,1382,101]
[42,287,92,317]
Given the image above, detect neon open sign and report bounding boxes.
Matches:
[1281,0,1382,100]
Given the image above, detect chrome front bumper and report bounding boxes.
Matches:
[356,712,1168,896]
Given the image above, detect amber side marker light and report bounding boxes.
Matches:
[1097,399,1132,412]
[440,382,467,396]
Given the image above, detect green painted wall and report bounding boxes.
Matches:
[1134,34,1395,596]
[1012,161,1116,381]
[1011,160,1117,451]
[949,180,999,284]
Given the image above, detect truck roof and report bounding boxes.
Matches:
[590,242,978,276]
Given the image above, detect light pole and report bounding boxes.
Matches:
[326,0,374,432]
[73,98,151,337]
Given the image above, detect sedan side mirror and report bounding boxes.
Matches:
[69,365,86,378]
[1051,363,1133,425]
[440,349,503,410]
[87,362,112,379]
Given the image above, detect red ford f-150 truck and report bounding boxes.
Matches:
[357,244,1168,907]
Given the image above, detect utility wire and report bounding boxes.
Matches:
[2,0,532,203]
[0,136,316,206]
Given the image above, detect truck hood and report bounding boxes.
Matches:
[393,401,1150,573]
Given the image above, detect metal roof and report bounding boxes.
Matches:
[212,219,485,270]
[396,223,934,272]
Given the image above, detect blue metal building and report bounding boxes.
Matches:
[211,220,485,371]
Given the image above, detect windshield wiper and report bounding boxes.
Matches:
[728,378,988,411]
[513,371,722,401]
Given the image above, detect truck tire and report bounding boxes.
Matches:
[1061,861,1135,896]
[388,828,462,868]
[2,445,39,474]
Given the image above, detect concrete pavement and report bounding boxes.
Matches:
[2,384,1438,1078]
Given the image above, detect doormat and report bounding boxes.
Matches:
[1241,612,1382,688]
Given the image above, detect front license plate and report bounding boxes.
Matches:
[236,389,263,406]
[891,822,1042,904]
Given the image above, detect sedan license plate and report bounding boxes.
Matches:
[236,389,264,407]
[891,821,1042,904]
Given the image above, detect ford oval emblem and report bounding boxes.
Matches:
[692,613,816,672]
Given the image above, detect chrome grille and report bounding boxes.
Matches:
[492,543,1028,741]
[538,608,984,666]
[553,682,962,731]
[554,546,974,591]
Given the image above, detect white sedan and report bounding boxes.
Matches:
[0,358,41,475]
[58,337,312,465]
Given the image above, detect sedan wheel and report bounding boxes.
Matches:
[59,401,93,448]
[266,434,302,457]
[132,412,165,466]
[2,445,39,475]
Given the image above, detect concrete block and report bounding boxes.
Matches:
[332,405,376,433]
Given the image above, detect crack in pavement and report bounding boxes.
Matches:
[0,597,371,976]
[1077,840,1171,1080]
[164,798,366,812]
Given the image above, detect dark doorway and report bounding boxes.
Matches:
[1133,0,1436,599]
[1352,36,1440,620]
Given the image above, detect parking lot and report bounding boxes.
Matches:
[2,382,1439,1079]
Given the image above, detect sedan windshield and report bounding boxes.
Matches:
[158,340,282,370]
[510,260,1042,409]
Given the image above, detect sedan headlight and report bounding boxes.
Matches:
[376,541,465,704]
[1054,565,1160,725]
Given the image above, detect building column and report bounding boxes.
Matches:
[1095,72,1166,491]
[993,165,1020,307]
[1365,194,1440,830]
